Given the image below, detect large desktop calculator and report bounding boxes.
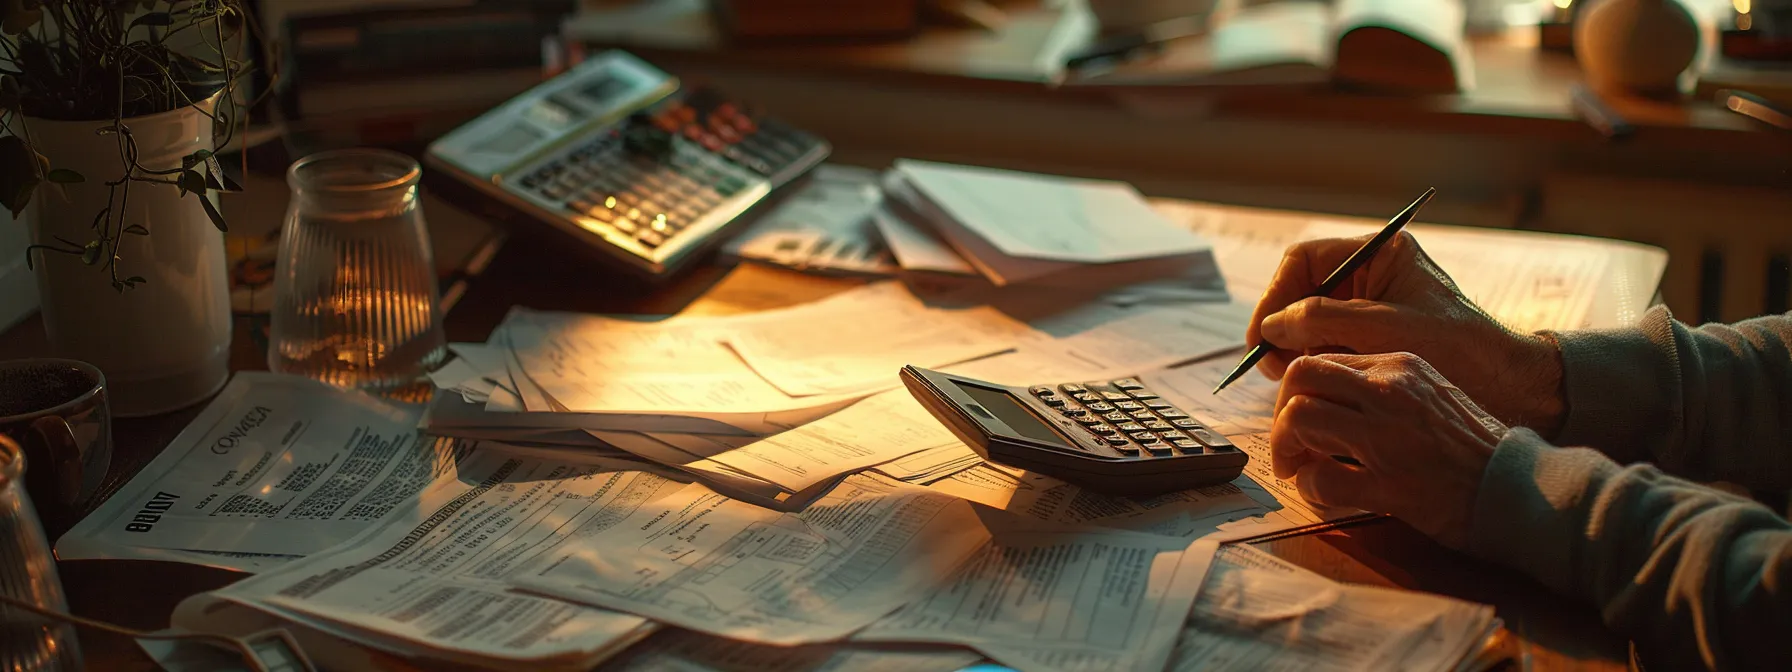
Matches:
[901,366,1247,496]
[425,51,831,279]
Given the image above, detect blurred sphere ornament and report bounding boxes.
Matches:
[1572,0,1701,98]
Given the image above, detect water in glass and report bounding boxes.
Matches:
[269,149,446,390]
[0,436,82,672]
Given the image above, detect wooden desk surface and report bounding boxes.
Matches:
[6,242,1630,670]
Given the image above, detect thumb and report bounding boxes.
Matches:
[1259,297,1407,353]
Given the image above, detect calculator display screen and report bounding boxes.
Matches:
[958,384,1071,447]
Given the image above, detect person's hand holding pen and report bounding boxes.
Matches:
[1244,230,1568,434]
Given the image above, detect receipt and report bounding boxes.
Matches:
[513,473,991,645]
[857,522,1214,672]
[212,447,679,668]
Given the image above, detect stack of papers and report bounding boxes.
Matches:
[880,160,1224,292]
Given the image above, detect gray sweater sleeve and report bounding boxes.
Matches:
[1466,307,1792,670]
[1549,307,1792,492]
[1470,432,1792,671]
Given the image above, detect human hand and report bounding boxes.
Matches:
[1270,352,1505,550]
[1247,232,1565,435]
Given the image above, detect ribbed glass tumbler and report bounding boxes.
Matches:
[269,149,446,391]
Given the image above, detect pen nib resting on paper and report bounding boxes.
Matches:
[1212,187,1437,394]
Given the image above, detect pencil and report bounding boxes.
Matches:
[1211,187,1437,394]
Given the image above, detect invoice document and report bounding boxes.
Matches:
[57,373,465,572]
[1172,543,1499,671]
[857,519,1216,672]
[212,446,680,669]
[512,473,991,645]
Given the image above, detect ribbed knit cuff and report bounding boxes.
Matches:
[1468,428,1618,602]
[1551,307,1678,458]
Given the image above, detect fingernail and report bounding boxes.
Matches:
[1260,312,1287,344]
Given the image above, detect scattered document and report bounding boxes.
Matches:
[701,390,964,493]
[1172,543,1500,671]
[723,282,1030,396]
[513,473,991,645]
[212,446,679,668]
[873,206,978,277]
[857,520,1217,672]
[57,373,465,572]
[1151,199,1311,304]
[604,629,984,672]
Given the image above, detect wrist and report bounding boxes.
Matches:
[1511,331,1567,439]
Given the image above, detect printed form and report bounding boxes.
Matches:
[512,473,991,645]
[213,446,681,668]
[608,629,983,672]
[926,465,1279,541]
[856,520,1215,672]
[57,373,465,572]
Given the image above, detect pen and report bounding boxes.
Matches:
[1211,186,1437,394]
[1716,89,1792,132]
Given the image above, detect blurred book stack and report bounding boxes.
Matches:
[272,0,575,149]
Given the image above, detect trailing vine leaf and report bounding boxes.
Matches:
[198,193,227,232]
[80,239,102,265]
[46,168,83,183]
[178,169,205,196]
[126,276,145,285]
[202,154,242,192]
[0,135,40,217]
[123,224,149,235]
[181,149,212,170]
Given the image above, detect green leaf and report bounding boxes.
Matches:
[0,136,40,218]
[46,169,84,184]
[202,156,243,192]
[130,12,174,29]
[198,194,228,232]
[125,275,146,285]
[178,169,205,196]
[183,149,213,170]
[123,224,149,236]
[80,240,102,265]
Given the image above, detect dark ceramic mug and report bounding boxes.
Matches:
[0,359,112,525]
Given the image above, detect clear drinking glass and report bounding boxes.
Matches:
[269,149,447,391]
[0,435,82,672]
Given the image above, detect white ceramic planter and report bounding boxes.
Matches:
[24,98,231,417]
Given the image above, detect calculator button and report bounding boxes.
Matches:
[1086,402,1116,413]
[1101,411,1129,423]
[1128,410,1155,420]
[1128,392,1160,401]
[1111,378,1145,390]
[1077,416,1105,426]
[1088,424,1118,436]
[1172,439,1204,451]
[1058,383,1087,394]
[636,230,665,247]
[609,217,637,234]
[1113,401,1144,411]
[1072,392,1099,403]
[1116,422,1146,433]
[1061,408,1090,419]
[1143,443,1175,457]
[1158,430,1190,442]
[1141,420,1173,431]
[1128,431,1157,442]
[1157,409,1189,420]
[1171,418,1201,429]
[1143,399,1174,410]
[1100,391,1130,401]
[1029,386,1056,397]
[1042,397,1068,408]
[1188,427,1236,449]
[1104,436,1131,447]
[1112,444,1141,456]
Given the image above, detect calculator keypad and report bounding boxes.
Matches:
[511,88,828,260]
[1029,379,1239,459]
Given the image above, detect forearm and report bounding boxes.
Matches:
[1550,307,1792,491]
[1471,430,1792,671]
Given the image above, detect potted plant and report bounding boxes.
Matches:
[0,0,268,416]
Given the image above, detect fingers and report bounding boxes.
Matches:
[1269,394,1366,479]
[1295,457,1379,510]
[1274,355,1367,416]
[1246,237,1374,347]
